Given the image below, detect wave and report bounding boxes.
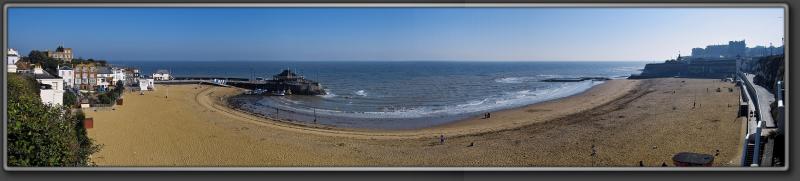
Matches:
[257,80,603,119]
[494,74,560,84]
[354,90,368,97]
[319,89,336,98]
[494,77,539,84]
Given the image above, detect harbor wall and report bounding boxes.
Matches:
[629,60,736,79]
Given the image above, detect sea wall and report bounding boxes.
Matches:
[629,60,736,79]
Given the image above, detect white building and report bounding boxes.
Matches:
[7,49,20,73]
[39,88,64,106]
[58,66,74,89]
[33,65,65,106]
[96,66,115,91]
[153,69,171,80]
[138,78,155,91]
[112,67,126,85]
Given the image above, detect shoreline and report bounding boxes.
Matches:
[208,79,640,138]
[226,80,613,131]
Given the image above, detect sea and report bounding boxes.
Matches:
[112,61,646,130]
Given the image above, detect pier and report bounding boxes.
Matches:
[153,69,326,95]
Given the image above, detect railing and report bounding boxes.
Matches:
[737,72,765,167]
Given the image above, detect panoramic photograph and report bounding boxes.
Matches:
[4,6,786,168]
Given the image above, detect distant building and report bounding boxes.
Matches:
[47,45,74,62]
[112,67,126,85]
[138,78,155,91]
[727,40,747,58]
[73,63,98,91]
[153,69,171,80]
[33,65,64,90]
[123,68,139,86]
[15,61,33,74]
[57,65,74,89]
[7,49,20,73]
[96,66,114,92]
[691,40,784,60]
[32,65,64,106]
[690,40,746,60]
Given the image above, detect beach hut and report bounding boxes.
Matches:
[84,118,94,129]
[672,152,715,166]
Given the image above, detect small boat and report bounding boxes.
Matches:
[273,90,286,96]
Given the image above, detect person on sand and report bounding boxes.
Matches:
[440,134,445,145]
[487,112,491,119]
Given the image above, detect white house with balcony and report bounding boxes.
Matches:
[96,66,114,92]
[7,49,19,73]
[112,67,126,85]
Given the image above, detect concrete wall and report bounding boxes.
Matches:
[40,89,64,106]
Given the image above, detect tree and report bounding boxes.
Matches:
[97,93,112,105]
[26,50,49,63]
[7,74,100,167]
[115,80,125,94]
[24,50,62,75]
[63,91,77,108]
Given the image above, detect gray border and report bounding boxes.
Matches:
[1,3,789,171]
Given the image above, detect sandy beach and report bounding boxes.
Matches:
[86,78,744,166]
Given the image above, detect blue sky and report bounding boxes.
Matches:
[7,7,785,61]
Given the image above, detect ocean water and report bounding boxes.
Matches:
[113,61,646,129]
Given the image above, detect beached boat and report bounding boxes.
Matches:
[273,90,286,96]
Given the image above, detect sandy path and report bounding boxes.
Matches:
[87,78,743,166]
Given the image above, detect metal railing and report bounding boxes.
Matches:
[737,72,765,167]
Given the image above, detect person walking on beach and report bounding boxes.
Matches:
[440,134,445,145]
[487,112,491,119]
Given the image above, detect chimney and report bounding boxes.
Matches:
[33,65,44,74]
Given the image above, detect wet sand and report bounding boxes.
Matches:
[86,78,744,166]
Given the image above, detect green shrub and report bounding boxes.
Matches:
[63,91,77,108]
[6,74,101,167]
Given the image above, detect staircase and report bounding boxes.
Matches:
[742,141,765,166]
[743,143,756,166]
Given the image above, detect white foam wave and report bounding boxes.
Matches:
[319,89,336,98]
[495,77,527,84]
[354,90,368,97]
[268,80,604,119]
[494,75,561,84]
